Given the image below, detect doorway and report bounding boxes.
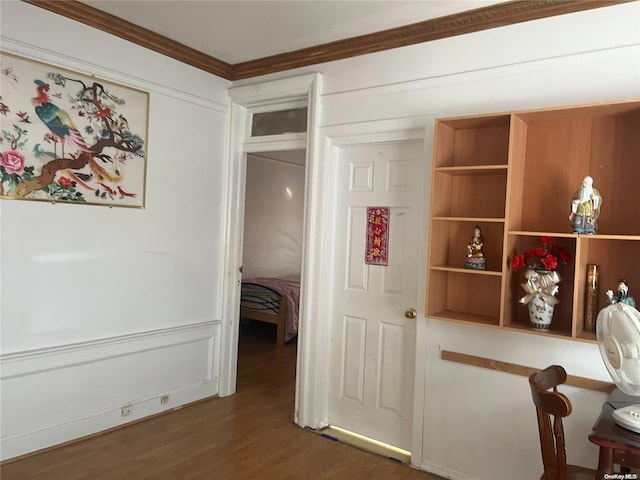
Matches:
[238,149,306,355]
[220,74,326,434]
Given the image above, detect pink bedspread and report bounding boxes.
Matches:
[243,277,300,341]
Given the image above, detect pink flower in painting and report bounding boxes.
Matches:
[1,150,26,174]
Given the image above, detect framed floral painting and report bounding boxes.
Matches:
[0,52,149,208]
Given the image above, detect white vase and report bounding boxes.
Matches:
[528,292,555,331]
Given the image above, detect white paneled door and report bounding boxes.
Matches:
[329,140,423,451]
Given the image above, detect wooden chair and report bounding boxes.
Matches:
[529,365,597,480]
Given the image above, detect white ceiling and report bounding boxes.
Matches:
[81,0,502,64]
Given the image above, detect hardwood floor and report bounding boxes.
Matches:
[1,321,441,479]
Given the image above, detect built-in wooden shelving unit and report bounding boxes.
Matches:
[426,99,640,343]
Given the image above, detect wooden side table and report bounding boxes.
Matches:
[588,388,640,479]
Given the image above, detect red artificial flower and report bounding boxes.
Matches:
[512,254,526,271]
[530,247,547,257]
[540,254,558,271]
[552,245,572,265]
[511,236,571,272]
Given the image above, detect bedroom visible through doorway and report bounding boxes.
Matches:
[238,149,306,358]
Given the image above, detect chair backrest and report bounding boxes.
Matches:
[529,365,573,480]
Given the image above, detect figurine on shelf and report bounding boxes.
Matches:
[569,175,602,234]
[606,280,636,308]
[465,225,487,270]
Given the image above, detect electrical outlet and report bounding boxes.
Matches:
[160,395,169,405]
[121,405,133,417]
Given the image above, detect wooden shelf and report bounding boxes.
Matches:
[508,231,577,238]
[434,217,505,223]
[429,310,500,327]
[503,323,572,340]
[426,99,640,343]
[429,266,502,276]
[576,331,598,343]
[435,165,508,175]
[510,232,640,241]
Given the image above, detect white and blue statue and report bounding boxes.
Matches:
[607,280,636,308]
[569,175,602,234]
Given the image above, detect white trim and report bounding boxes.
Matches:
[293,73,330,428]
[219,74,322,408]
[1,321,221,460]
[320,45,640,128]
[248,100,308,114]
[322,44,640,102]
[1,38,230,113]
[242,132,307,153]
[420,461,475,480]
[294,131,338,427]
[322,116,432,143]
[2,382,217,462]
[228,74,320,107]
[409,117,436,469]
[1,321,220,379]
[218,101,249,397]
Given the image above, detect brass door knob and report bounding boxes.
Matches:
[404,308,417,319]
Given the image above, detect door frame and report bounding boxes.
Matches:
[319,116,433,467]
[219,73,332,431]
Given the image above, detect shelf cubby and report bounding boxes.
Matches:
[503,233,576,334]
[431,169,507,219]
[429,219,504,273]
[434,114,511,168]
[426,270,502,327]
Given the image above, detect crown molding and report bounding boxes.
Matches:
[21,0,234,79]
[231,0,631,79]
[22,0,631,81]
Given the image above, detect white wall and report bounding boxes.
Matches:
[0,1,230,460]
[242,155,305,279]
[237,3,640,479]
[2,0,639,475]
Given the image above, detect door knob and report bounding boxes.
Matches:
[404,308,417,319]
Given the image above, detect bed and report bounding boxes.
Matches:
[240,277,300,346]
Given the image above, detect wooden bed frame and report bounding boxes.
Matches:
[240,283,288,346]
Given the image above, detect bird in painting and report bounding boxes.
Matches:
[31,79,91,158]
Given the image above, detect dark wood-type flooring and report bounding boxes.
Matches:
[1,321,441,479]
